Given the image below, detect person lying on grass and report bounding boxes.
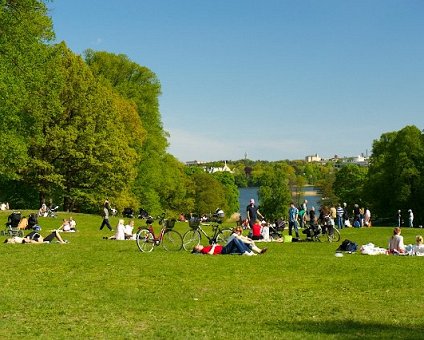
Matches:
[192,237,259,256]
[228,226,268,254]
[4,230,68,244]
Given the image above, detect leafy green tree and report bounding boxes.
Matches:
[190,173,226,215]
[212,172,239,215]
[366,125,424,217]
[333,164,367,206]
[0,0,54,179]
[20,44,145,211]
[257,163,291,220]
[84,50,171,215]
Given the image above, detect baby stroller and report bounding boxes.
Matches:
[137,208,149,219]
[302,224,322,241]
[269,218,286,241]
[123,207,134,218]
[1,211,24,237]
[46,205,59,218]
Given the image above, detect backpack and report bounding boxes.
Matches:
[337,239,358,252]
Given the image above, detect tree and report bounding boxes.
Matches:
[190,173,226,215]
[84,50,171,215]
[19,44,145,211]
[366,125,424,217]
[257,163,291,220]
[212,171,240,215]
[0,0,54,179]
[333,164,367,206]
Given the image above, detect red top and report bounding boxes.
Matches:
[252,223,262,237]
[201,245,223,254]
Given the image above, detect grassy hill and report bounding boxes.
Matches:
[1,210,423,339]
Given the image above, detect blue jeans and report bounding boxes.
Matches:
[336,216,343,229]
[289,220,299,237]
[221,238,250,254]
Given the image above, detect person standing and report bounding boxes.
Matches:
[408,209,414,228]
[288,202,299,238]
[299,200,308,229]
[336,203,344,229]
[343,202,349,227]
[397,210,402,227]
[100,200,113,231]
[246,198,264,228]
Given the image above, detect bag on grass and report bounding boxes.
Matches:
[337,239,358,252]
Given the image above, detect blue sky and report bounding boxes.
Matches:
[48,0,424,162]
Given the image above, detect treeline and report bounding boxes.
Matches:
[1,2,421,221]
[334,125,424,221]
[0,0,239,217]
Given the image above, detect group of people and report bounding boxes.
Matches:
[387,227,424,255]
[4,229,68,244]
[192,226,268,255]
[58,218,77,232]
[103,219,135,240]
[397,209,414,228]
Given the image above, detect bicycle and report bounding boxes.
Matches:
[313,224,341,242]
[182,216,233,251]
[136,214,183,252]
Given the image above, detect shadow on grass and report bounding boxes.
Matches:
[265,319,423,338]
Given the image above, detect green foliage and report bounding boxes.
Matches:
[257,163,291,220]
[190,172,226,215]
[367,125,424,218]
[0,0,54,178]
[84,50,174,215]
[212,172,239,215]
[333,164,368,206]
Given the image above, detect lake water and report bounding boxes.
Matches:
[238,187,321,219]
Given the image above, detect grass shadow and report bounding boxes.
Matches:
[264,319,423,339]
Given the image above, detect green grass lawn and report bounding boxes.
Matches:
[1,211,423,339]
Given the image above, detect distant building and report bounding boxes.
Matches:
[185,160,206,166]
[305,154,322,162]
[306,153,369,167]
[206,161,234,174]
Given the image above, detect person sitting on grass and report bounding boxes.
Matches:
[124,220,135,240]
[388,227,405,254]
[228,226,268,254]
[191,237,256,256]
[413,235,424,256]
[4,230,68,244]
[104,219,126,240]
[69,217,77,231]
[251,219,264,241]
[58,219,75,232]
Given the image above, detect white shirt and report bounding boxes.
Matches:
[114,223,126,240]
[413,244,424,256]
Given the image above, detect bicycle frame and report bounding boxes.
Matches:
[137,223,166,245]
[197,223,222,244]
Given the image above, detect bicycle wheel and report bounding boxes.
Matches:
[217,228,233,244]
[328,227,341,242]
[162,229,183,251]
[182,229,201,251]
[136,228,155,252]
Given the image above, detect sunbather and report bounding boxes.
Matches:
[4,230,67,244]
[192,237,256,255]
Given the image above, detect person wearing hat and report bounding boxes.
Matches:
[408,209,414,228]
[246,198,264,229]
